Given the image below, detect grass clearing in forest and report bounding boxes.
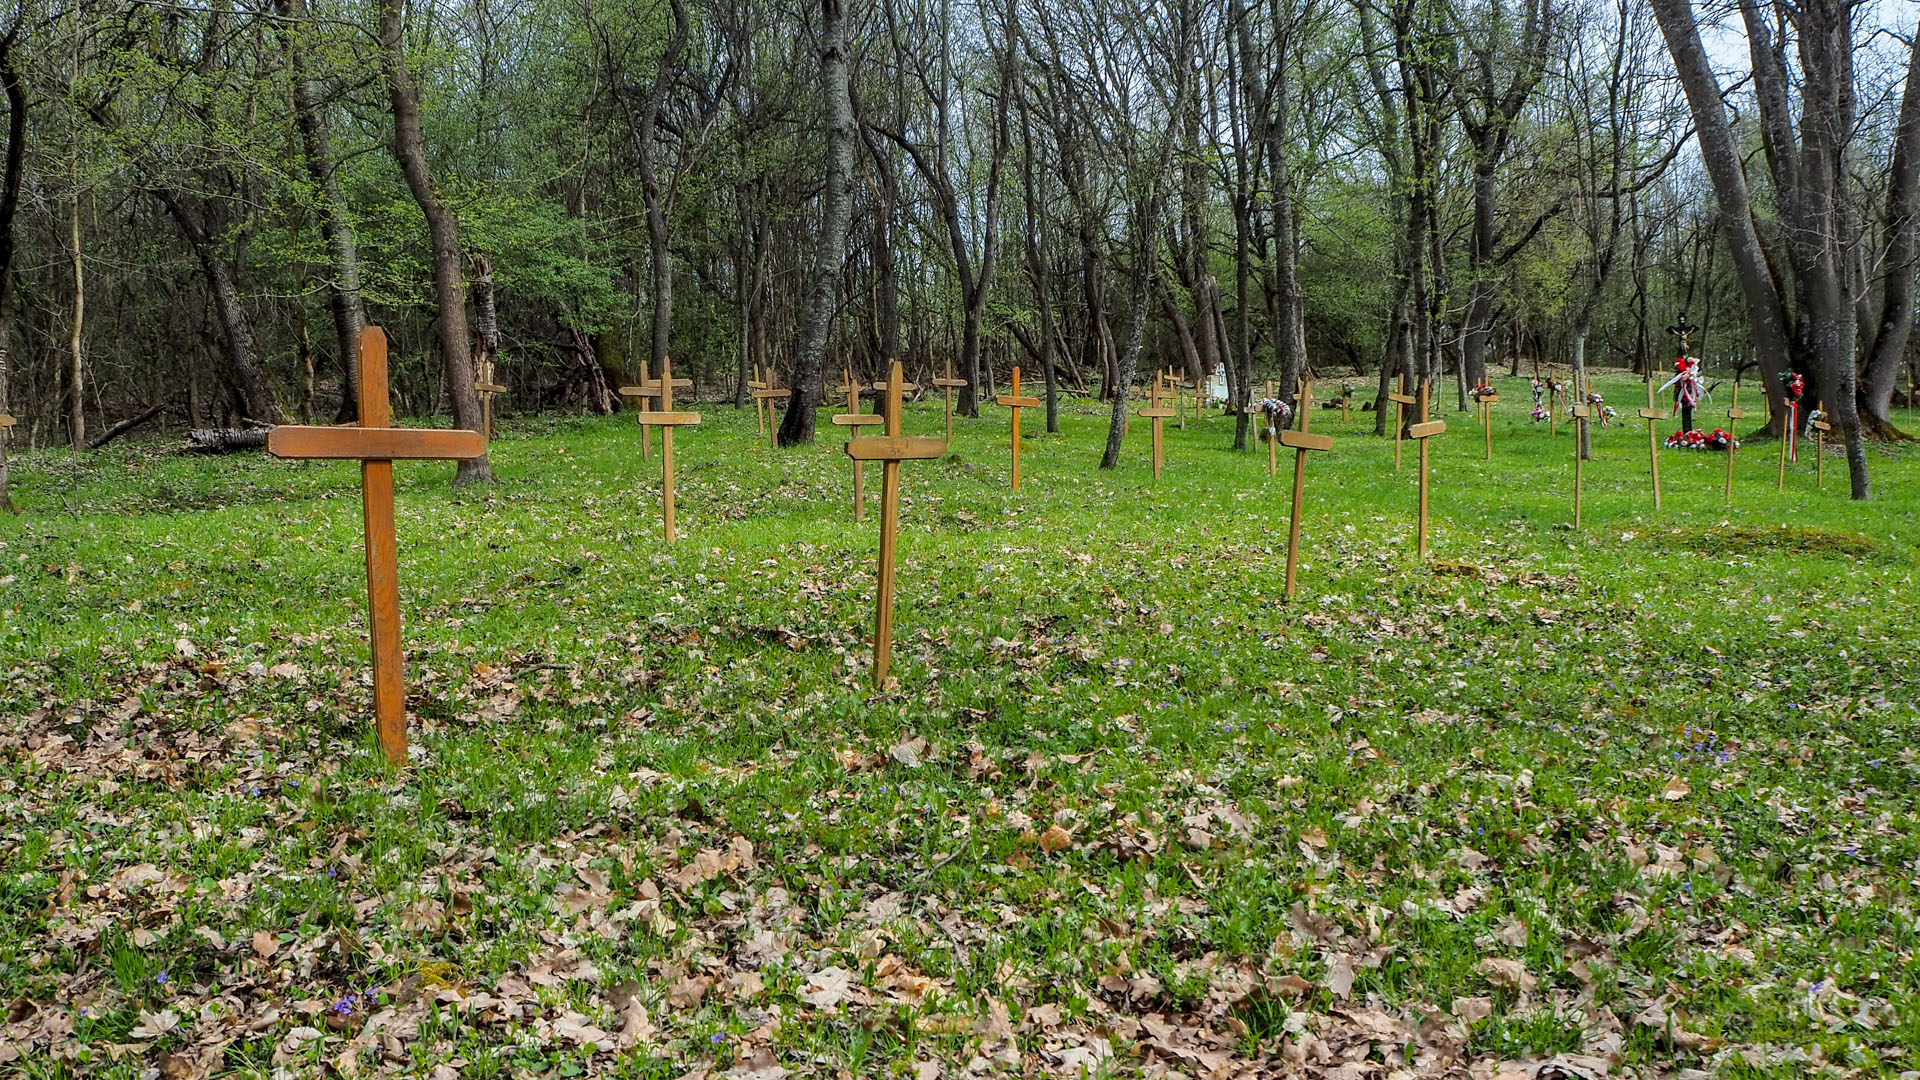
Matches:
[3,371,1920,1079]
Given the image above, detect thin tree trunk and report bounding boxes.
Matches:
[637,0,689,379]
[67,190,85,449]
[0,20,19,509]
[781,0,855,446]
[379,0,492,482]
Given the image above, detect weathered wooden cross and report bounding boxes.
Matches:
[1570,400,1592,530]
[1389,373,1416,472]
[932,359,967,445]
[1137,372,1178,481]
[636,356,699,542]
[474,358,507,443]
[831,366,882,520]
[1638,375,1670,509]
[266,326,485,769]
[751,368,792,449]
[845,361,947,687]
[1724,379,1746,503]
[1478,388,1500,459]
[1281,379,1334,599]
[995,366,1041,490]
[747,364,770,438]
[617,374,660,460]
[1406,379,1447,560]
[1812,400,1832,489]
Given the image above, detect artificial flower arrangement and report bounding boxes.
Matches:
[1579,390,1618,427]
[1468,382,1497,402]
[1780,370,1806,460]
[1663,428,1736,451]
[1530,404,1549,422]
[1257,398,1292,436]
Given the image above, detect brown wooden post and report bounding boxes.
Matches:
[845,361,946,687]
[1637,375,1670,509]
[1812,400,1830,489]
[1725,380,1745,503]
[1479,389,1500,459]
[994,366,1041,490]
[617,377,661,460]
[1137,373,1177,481]
[1571,402,1591,530]
[1281,379,1334,599]
[1389,373,1415,472]
[1549,381,1558,437]
[832,367,882,519]
[1406,380,1447,560]
[635,356,698,541]
[933,358,966,445]
[752,369,792,449]
[267,327,485,769]
[474,358,507,443]
[747,364,770,437]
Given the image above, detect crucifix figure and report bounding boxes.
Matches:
[995,366,1041,490]
[1389,372,1416,472]
[1280,379,1334,599]
[1137,372,1178,481]
[1665,313,1702,433]
[832,366,882,519]
[1637,374,1671,509]
[1406,379,1447,560]
[636,356,699,542]
[267,327,485,768]
[932,359,967,445]
[1725,378,1746,503]
[752,369,792,449]
[474,358,507,443]
[845,361,947,687]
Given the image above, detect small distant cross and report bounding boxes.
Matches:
[616,376,661,460]
[1477,386,1500,459]
[831,366,883,520]
[845,361,947,687]
[1279,379,1334,600]
[1405,379,1447,559]
[932,359,967,444]
[747,364,770,438]
[1137,372,1178,481]
[1725,379,1746,503]
[266,327,485,769]
[1570,400,1593,530]
[1812,399,1832,489]
[474,358,507,443]
[635,356,700,542]
[751,369,792,448]
[994,366,1041,490]
[1637,375,1671,509]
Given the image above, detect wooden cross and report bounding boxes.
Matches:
[1170,370,1194,430]
[1638,375,1670,509]
[1812,399,1832,489]
[266,326,484,769]
[831,366,882,520]
[747,364,770,438]
[474,359,507,443]
[635,356,699,542]
[1281,379,1334,600]
[1388,373,1416,472]
[1570,401,1592,530]
[1137,372,1178,481]
[617,377,659,460]
[932,358,967,445]
[1725,379,1746,503]
[845,360,946,687]
[1339,388,1351,425]
[1406,379,1447,560]
[995,366,1041,490]
[1478,389,1500,459]
[1548,380,1559,437]
[751,368,791,449]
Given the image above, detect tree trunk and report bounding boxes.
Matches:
[1860,27,1920,434]
[379,0,492,483]
[0,21,20,510]
[637,0,689,378]
[781,0,855,447]
[276,0,364,423]
[67,189,85,450]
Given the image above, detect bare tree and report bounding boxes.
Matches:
[781,0,856,446]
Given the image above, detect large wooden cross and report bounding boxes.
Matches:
[845,361,947,687]
[747,364,770,438]
[1406,380,1446,560]
[1280,379,1334,599]
[752,368,791,449]
[1478,388,1500,459]
[932,358,967,444]
[1137,372,1178,481]
[1570,400,1592,530]
[994,366,1041,490]
[267,327,484,768]
[832,366,882,519]
[616,376,659,460]
[1724,379,1746,503]
[636,356,699,542]
[1389,373,1416,472]
[474,358,507,443]
[1637,375,1670,509]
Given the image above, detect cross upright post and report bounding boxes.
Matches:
[752,369,792,448]
[1570,400,1592,530]
[1638,375,1670,509]
[635,356,699,541]
[994,366,1041,490]
[1281,379,1334,599]
[617,375,659,460]
[845,361,947,687]
[1406,379,1447,559]
[932,358,967,445]
[1812,399,1831,488]
[1725,379,1746,503]
[474,358,507,443]
[1388,372,1416,472]
[832,366,883,519]
[1137,372,1178,481]
[266,327,485,768]
[747,364,770,438]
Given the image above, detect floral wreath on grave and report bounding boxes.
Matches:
[1579,390,1618,426]
[1469,383,1497,402]
[1663,428,1735,451]
[1530,404,1549,422]
[1659,355,1709,407]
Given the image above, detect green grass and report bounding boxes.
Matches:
[2,371,1918,1078]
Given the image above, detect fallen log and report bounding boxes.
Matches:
[187,428,270,454]
[87,402,169,449]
